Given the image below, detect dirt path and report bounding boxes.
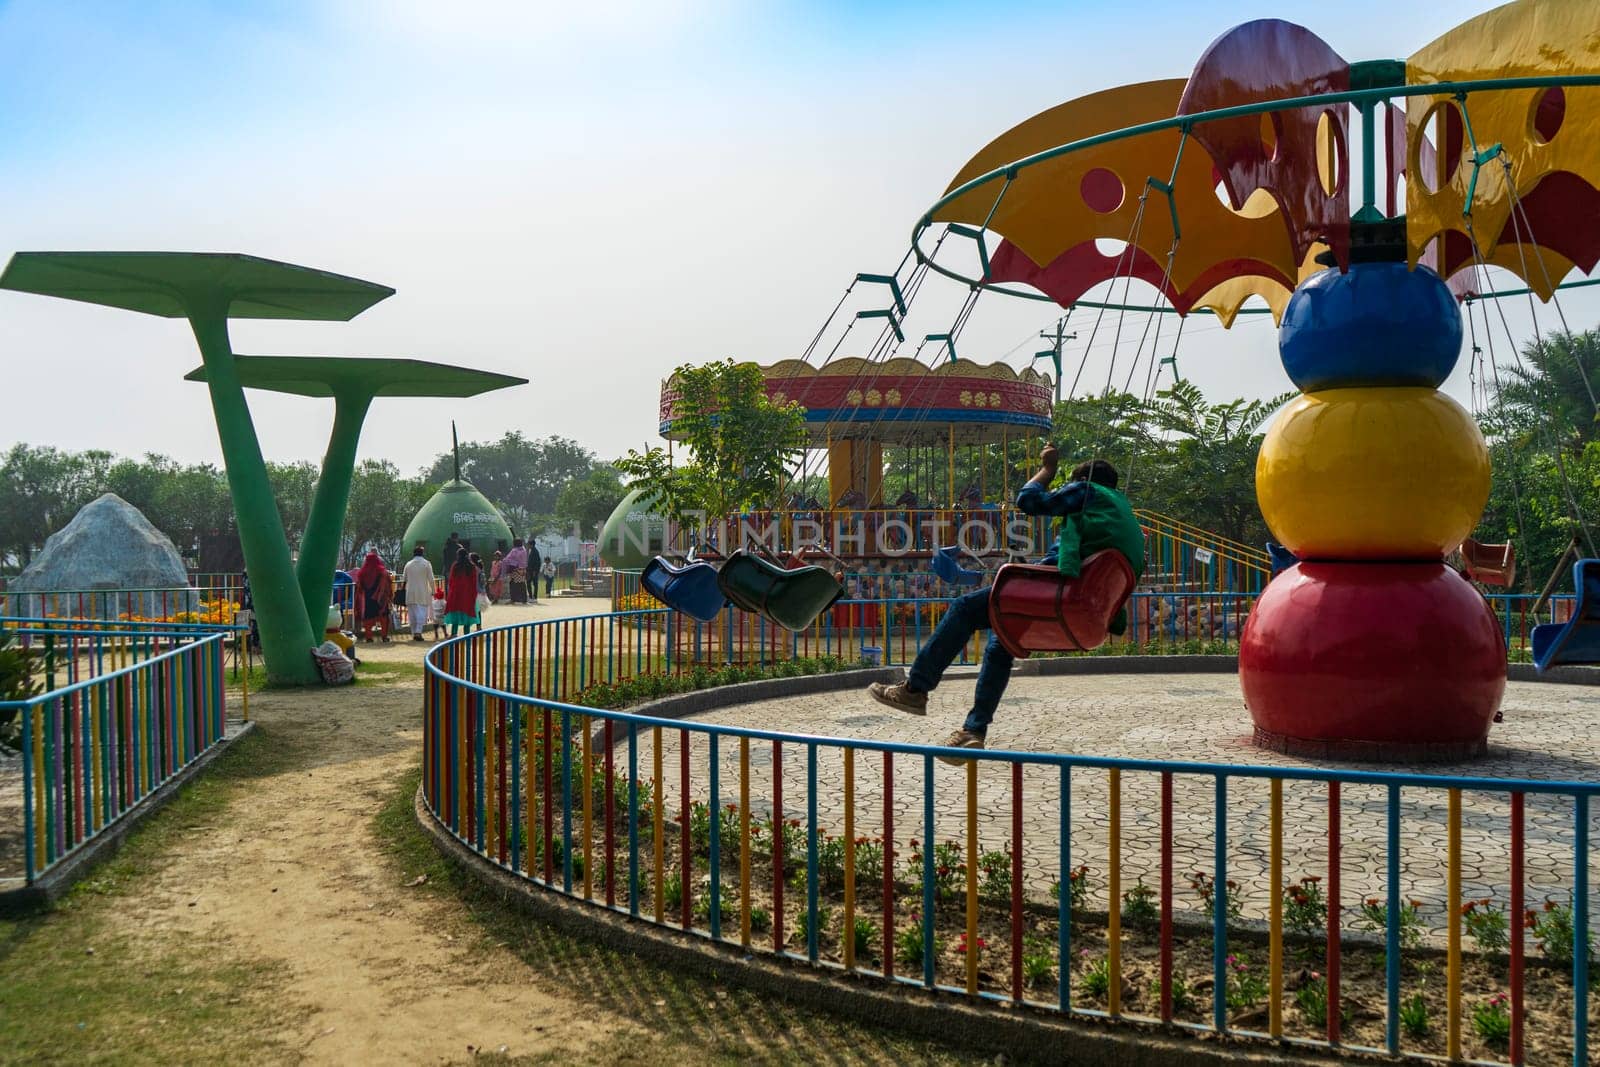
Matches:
[110,598,635,1064]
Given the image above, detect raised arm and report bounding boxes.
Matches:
[1016,446,1091,516]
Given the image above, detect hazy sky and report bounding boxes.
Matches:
[2,0,1592,475]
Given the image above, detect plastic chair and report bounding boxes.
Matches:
[716,550,844,632]
[1266,542,1298,578]
[931,546,983,588]
[641,556,726,623]
[1532,559,1600,670]
[1460,538,1516,587]
[986,550,1136,659]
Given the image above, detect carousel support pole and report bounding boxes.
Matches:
[1003,427,1009,502]
[947,426,955,506]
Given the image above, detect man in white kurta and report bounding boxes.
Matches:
[401,545,437,641]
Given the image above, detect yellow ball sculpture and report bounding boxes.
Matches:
[1256,387,1489,560]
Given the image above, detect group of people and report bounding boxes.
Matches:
[343,533,561,644]
[484,538,556,605]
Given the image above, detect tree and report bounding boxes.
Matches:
[424,432,596,535]
[555,466,625,538]
[615,359,806,531]
[267,461,319,550]
[343,460,430,565]
[1475,327,1600,590]
[1141,380,1292,545]
[0,444,112,568]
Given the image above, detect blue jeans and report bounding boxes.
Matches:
[906,586,1013,737]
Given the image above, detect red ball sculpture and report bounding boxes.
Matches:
[1240,562,1506,760]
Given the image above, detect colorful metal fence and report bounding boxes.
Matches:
[1,621,235,884]
[423,609,1598,1065]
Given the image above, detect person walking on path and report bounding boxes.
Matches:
[401,545,436,641]
[541,557,557,598]
[867,448,1145,760]
[528,541,543,602]
[503,539,529,603]
[353,550,394,644]
[487,550,505,602]
[443,547,481,637]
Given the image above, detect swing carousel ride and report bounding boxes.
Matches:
[632,0,1599,759]
[907,0,1600,758]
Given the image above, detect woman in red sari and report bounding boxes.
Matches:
[443,547,480,636]
[353,550,394,643]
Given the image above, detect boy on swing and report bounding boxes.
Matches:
[868,446,1145,760]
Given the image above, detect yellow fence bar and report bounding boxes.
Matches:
[1447,788,1463,1059]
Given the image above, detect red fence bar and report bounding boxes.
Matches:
[542,708,554,884]
[1160,770,1173,1022]
[1510,790,1525,1065]
[882,750,894,982]
[1327,782,1341,1046]
[773,740,784,952]
[1011,761,1024,1005]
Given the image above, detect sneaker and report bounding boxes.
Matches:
[867,680,927,716]
[936,729,985,766]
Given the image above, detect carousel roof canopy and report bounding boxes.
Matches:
[925,0,1600,323]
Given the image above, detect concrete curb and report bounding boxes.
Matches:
[1023,654,1239,676]
[414,784,1349,1067]
[619,667,906,722]
[0,720,255,914]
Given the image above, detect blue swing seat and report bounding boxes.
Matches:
[641,556,726,623]
[931,545,983,587]
[1266,542,1298,578]
[1532,559,1600,671]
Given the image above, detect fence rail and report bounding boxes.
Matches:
[1,622,235,884]
[423,606,1598,1065]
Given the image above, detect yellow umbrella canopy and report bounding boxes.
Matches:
[927,3,1600,320]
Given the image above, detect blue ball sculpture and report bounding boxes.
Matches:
[1278,262,1462,392]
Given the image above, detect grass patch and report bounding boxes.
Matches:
[0,727,308,1064]
[375,767,979,1066]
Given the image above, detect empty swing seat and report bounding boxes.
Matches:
[1532,559,1600,671]
[931,546,983,587]
[1266,542,1298,578]
[1460,538,1516,587]
[641,556,726,623]
[987,550,1136,659]
[716,550,844,632]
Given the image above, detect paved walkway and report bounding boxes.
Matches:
[634,672,1600,936]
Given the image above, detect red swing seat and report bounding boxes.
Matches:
[1460,538,1515,587]
[987,550,1136,659]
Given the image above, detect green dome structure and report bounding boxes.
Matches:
[597,489,666,570]
[403,479,515,573]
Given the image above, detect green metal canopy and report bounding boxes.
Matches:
[184,356,526,398]
[184,354,526,637]
[0,251,393,320]
[0,249,402,685]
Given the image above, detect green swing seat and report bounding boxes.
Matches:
[715,550,845,632]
